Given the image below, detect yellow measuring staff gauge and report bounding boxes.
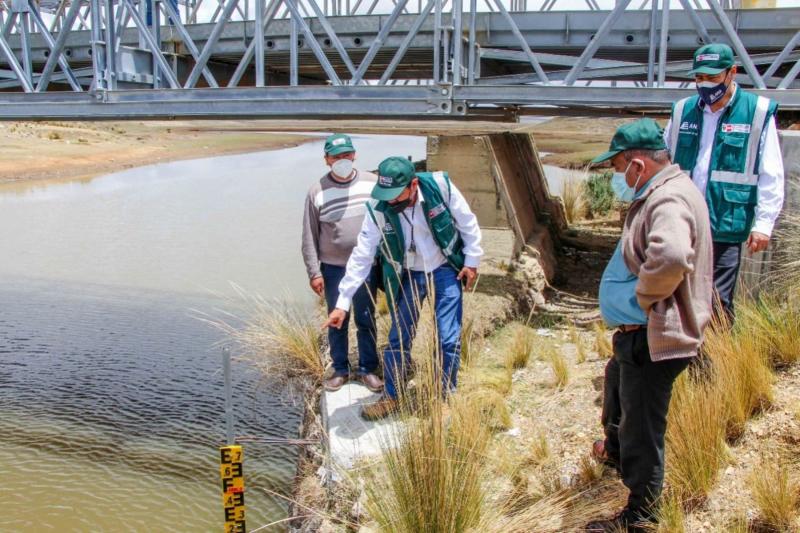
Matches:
[220,445,246,533]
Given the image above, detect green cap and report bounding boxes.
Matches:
[373,156,416,201]
[324,133,355,156]
[688,43,735,76]
[591,118,668,165]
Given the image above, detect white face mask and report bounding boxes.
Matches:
[331,159,354,179]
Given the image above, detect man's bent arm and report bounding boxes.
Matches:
[635,196,696,312]
[447,181,483,268]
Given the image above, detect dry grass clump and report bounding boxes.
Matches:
[463,366,513,396]
[375,291,390,316]
[524,432,552,467]
[735,293,800,368]
[544,346,570,390]
[467,389,512,432]
[593,322,614,358]
[749,460,800,531]
[703,319,774,441]
[575,455,605,487]
[772,212,800,294]
[505,325,535,370]
[652,492,686,533]
[569,323,588,363]
[461,311,480,367]
[364,347,489,533]
[665,372,728,505]
[197,290,325,382]
[561,175,586,225]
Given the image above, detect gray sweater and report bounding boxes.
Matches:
[301,170,377,280]
[622,164,714,361]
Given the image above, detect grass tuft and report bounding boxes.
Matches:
[196,290,324,383]
[569,323,588,364]
[464,366,513,396]
[575,455,605,487]
[703,317,774,441]
[505,326,535,370]
[467,390,512,432]
[734,293,800,368]
[561,175,586,225]
[665,371,727,506]
[750,460,800,531]
[593,322,614,359]
[524,432,552,468]
[653,491,686,533]
[546,347,570,390]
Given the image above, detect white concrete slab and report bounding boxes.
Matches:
[322,382,400,469]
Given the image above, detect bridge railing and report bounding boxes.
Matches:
[0,0,797,118]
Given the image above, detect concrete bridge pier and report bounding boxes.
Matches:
[426,132,567,283]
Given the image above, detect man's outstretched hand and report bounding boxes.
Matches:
[323,308,347,330]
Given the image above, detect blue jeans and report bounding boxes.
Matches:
[321,263,379,376]
[384,265,463,399]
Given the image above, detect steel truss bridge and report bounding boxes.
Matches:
[0,0,798,119]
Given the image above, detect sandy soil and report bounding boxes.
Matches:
[0,120,318,185]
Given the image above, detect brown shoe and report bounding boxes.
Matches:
[360,373,384,393]
[324,374,348,392]
[361,396,399,421]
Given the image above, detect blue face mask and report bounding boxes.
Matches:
[611,162,643,203]
[696,78,729,107]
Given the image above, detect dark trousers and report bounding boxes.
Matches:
[321,263,379,376]
[712,241,742,318]
[601,329,690,518]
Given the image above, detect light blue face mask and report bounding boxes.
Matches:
[611,162,643,203]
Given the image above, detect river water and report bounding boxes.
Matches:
[0,134,426,532]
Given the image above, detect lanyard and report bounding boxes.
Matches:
[400,207,416,253]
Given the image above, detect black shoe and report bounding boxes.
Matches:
[585,509,652,532]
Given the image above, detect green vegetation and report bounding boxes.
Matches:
[583,171,616,218]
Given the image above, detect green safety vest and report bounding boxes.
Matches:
[366,171,465,308]
[667,88,778,243]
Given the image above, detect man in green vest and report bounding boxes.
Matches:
[664,43,785,317]
[323,156,483,420]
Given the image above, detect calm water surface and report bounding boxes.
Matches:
[0,134,426,532]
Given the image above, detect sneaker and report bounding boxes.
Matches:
[324,373,348,392]
[361,395,399,421]
[359,373,384,393]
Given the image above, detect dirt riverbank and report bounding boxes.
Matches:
[0,120,317,185]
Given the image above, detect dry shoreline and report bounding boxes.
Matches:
[0,120,319,186]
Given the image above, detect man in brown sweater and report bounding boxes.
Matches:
[587,119,714,532]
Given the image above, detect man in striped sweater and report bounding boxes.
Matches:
[301,134,384,393]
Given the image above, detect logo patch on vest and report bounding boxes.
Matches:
[696,53,719,61]
[378,175,394,186]
[721,123,751,134]
[384,221,395,234]
[680,121,698,131]
[428,204,446,218]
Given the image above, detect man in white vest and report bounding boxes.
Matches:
[664,43,784,317]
